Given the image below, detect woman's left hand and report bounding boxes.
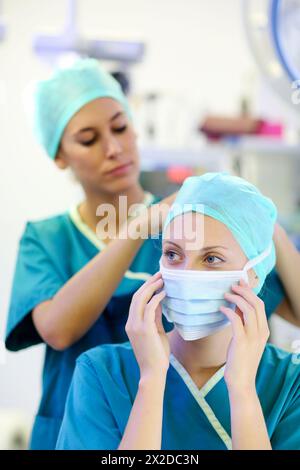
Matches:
[220,278,270,394]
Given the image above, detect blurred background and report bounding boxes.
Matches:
[1,0,300,449]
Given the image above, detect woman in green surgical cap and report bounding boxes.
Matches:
[5,58,175,450]
[57,173,300,450]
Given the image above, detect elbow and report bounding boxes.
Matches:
[32,304,76,351]
[38,328,74,351]
[44,330,75,351]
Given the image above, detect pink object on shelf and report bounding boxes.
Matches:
[256,120,284,138]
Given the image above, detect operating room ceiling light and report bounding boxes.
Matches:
[33,0,145,66]
[243,0,300,113]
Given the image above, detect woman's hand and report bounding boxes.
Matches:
[220,279,272,450]
[125,272,170,380]
[146,191,178,236]
[120,272,169,450]
[220,278,270,393]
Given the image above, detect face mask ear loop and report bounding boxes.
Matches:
[242,243,272,273]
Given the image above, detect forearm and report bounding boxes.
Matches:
[118,375,166,450]
[274,224,300,322]
[229,387,271,450]
[33,214,148,349]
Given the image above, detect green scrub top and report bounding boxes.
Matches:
[5,192,284,450]
[56,341,300,450]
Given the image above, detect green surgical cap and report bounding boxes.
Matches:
[34,58,132,159]
[163,172,277,294]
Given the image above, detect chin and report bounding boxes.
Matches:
[103,173,140,195]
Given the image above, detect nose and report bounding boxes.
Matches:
[102,135,122,159]
[184,258,205,271]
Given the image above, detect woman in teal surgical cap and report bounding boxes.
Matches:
[57,173,300,450]
[5,58,176,450]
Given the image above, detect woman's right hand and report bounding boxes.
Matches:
[125,272,170,380]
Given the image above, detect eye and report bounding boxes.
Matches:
[204,255,224,265]
[112,125,127,134]
[163,249,181,263]
[80,137,96,146]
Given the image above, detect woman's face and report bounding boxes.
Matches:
[55,98,140,195]
[161,212,258,288]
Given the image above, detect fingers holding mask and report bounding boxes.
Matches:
[224,285,257,337]
[222,278,268,342]
[144,289,166,326]
[129,272,163,322]
[230,278,269,338]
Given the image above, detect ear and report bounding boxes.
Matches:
[54,148,69,170]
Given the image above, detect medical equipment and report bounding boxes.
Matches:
[33,0,145,67]
[243,0,300,114]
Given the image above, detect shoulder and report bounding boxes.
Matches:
[19,212,77,252]
[263,343,298,363]
[260,343,300,382]
[23,212,71,239]
[259,268,285,317]
[76,342,137,378]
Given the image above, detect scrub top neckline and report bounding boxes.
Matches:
[169,353,226,396]
[69,191,155,251]
[169,352,232,450]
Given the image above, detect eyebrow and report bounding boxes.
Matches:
[76,127,95,135]
[110,111,124,122]
[163,241,228,252]
[75,112,125,135]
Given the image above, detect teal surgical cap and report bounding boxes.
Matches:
[163,172,277,294]
[34,58,132,159]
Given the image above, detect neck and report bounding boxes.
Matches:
[79,183,145,236]
[168,326,232,375]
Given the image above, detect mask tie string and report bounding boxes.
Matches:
[242,243,272,274]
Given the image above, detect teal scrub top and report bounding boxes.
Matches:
[56,341,300,450]
[5,194,284,450]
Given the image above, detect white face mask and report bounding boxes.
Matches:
[159,244,272,341]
